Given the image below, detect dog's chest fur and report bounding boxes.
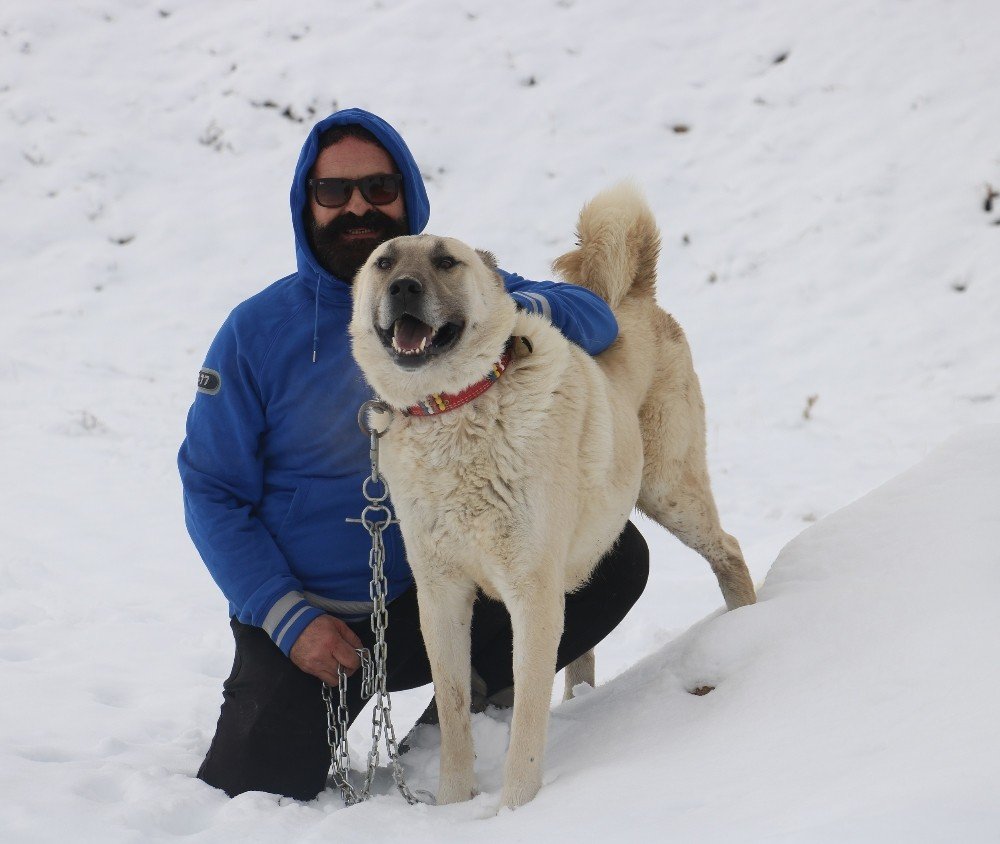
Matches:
[380,357,563,596]
[375,317,639,600]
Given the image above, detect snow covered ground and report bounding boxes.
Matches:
[1,0,998,840]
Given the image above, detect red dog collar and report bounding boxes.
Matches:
[403,338,517,418]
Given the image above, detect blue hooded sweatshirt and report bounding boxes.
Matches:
[178,109,618,657]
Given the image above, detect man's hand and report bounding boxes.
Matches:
[289,614,364,686]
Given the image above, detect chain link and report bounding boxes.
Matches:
[322,401,417,806]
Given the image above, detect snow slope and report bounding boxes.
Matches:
[1,0,998,840]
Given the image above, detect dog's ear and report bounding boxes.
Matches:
[475,249,499,271]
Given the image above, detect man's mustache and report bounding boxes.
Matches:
[319,210,396,237]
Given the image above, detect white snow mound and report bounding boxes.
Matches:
[530,424,1000,842]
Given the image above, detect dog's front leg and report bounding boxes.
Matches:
[414,572,478,805]
[500,572,564,809]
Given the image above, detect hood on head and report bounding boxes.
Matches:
[291,108,431,288]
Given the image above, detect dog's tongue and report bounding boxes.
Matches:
[394,315,435,352]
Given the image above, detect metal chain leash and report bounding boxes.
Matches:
[323,649,374,802]
[322,400,418,806]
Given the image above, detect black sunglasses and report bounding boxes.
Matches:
[307,174,403,208]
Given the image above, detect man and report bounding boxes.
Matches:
[179,108,649,800]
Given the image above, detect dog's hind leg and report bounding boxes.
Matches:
[635,354,756,610]
[413,573,478,805]
[639,462,755,609]
[563,649,595,701]
[499,570,565,809]
[637,396,756,609]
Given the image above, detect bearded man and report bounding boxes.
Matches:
[179,108,649,800]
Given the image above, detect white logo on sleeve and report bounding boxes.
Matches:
[197,368,222,395]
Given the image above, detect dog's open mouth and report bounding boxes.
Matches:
[376,314,464,368]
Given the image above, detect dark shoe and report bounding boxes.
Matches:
[486,685,514,708]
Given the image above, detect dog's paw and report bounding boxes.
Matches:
[436,776,477,805]
[500,774,541,809]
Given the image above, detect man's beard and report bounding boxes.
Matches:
[306,209,409,282]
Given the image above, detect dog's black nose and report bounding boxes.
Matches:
[388,277,423,297]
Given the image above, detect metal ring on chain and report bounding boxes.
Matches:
[360,504,394,529]
[361,475,390,503]
[357,399,393,437]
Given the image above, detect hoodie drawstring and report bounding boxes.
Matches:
[312,277,321,363]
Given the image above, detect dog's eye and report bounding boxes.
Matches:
[436,256,457,270]
[375,257,392,270]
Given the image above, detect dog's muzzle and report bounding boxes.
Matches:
[375,276,464,369]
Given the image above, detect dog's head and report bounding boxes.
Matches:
[349,234,517,409]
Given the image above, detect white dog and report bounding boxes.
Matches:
[349,183,755,809]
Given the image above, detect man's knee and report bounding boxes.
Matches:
[623,519,650,580]
[605,520,650,607]
[197,620,332,800]
[198,734,330,801]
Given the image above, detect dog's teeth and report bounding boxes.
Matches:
[419,336,428,351]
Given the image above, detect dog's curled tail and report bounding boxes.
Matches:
[552,181,660,310]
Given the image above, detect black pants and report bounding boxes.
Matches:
[197,521,648,800]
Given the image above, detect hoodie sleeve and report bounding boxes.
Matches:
[178,311,324,657]
[499,270,619,355]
